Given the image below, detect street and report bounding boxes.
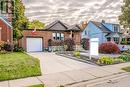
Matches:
[88,74,130,87]
[66,73,130,87]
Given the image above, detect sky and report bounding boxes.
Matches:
[22,0,123,25]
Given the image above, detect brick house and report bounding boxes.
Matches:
[0,16,13,44]
[19,20,81,52]
[0,0,13,44]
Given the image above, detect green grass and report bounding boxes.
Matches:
[122,66,130,72]
[0,52,41,81]
[27,84,44,87]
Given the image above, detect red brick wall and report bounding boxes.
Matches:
[19,30,81,51]
[0,20,13,44]
[19,30,52,51]
[64,32,81,45]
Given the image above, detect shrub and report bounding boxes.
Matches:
[48,39,52,46]
[99,42,120,54]
[51,40,64,46]
[118,55,130,62]
[64,38,75,51]
[113,58,125,64]
[81,38,89,50]
[13,44,24,52]
[121,41,127,45]
[127,41,130,45]
[0,41,5,51]
[73,51,80,58]
[3,43,13,51]
[97,56,114,65]
[122,50,130,55]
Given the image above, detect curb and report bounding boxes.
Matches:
[64,72,130,87]
[57,53,97,66]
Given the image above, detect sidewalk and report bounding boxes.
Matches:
[0,52,130,87]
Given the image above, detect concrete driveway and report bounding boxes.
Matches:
[27,52,126,87]
[28,52,96,75]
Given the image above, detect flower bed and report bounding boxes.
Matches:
[57,50,130,66]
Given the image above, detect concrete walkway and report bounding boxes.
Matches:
[0,52,130,87]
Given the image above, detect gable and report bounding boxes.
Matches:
[49,22,67,31]
[91,21,111,33]
[82,21,103,38]
[45,20,68,31]
[102,23,120,32]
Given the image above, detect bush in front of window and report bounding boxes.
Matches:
[127,41,130,45]
[121,41,127,45]
[99,42,120,54]
[64,38,75,51]
[81,38,89,50]
[51,40,64,46]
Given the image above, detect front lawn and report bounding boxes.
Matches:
[0,52,41,81]
[122,66,130,72]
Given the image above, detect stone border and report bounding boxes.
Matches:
[56,53,97,66]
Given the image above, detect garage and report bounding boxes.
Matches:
[26,38,43,52]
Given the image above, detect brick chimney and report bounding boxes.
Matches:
[80,21,87,30]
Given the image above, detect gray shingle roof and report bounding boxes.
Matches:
[106,32,121,37]
[45,20,68,31]
[45,20,81,31]
[68,24,81,31]
[91,21,111,33]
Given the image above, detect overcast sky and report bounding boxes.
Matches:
[22,0,123,25]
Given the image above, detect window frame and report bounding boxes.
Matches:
[113,37,119,44]
[113,26,118,32]
[52,32,64,40]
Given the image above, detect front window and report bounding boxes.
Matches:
[85,30,87,35]
[113,26,118,32]
[107,37,111,41]
[1,1,8,14]
[113,37,119,44]
[53,33,64,40]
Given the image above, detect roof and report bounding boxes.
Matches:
[68,24,81,31]
[106,32,121,37]
[45,20,81,31]
[0,16,12,29]
[91,21,111,33]
[45,20,68,31]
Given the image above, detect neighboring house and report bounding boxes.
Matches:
[0,0,13,43]
[120,29,130,44]
[0,16,13,44]
[19,20,81,52]
[0,0,13,23]
[82,21,121,44]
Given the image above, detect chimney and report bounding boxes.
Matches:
[102,20,105,23]
[81,21,87,29]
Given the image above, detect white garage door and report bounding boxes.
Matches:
[26,38,43,52]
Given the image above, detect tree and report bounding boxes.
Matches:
[28,20,45,29]
[12,0,28,40]
[119,0,130,29]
